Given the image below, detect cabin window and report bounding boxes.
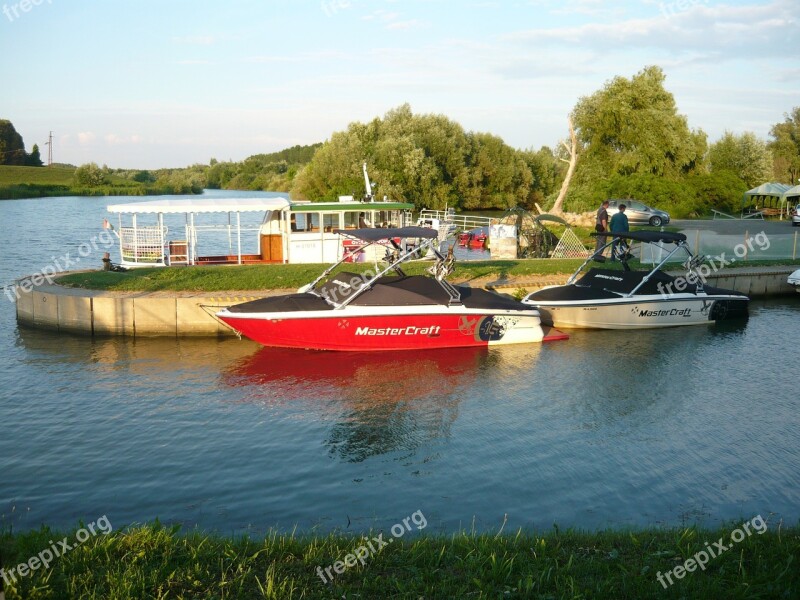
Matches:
[344,212,360,229]
[322,213,340,232]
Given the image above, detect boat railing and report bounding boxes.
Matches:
[418,209,494,232]
[119,226,168,264]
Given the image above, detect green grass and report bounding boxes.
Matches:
[0,165,195,200]
[56,259,587,292]
[55,255,800,293]
[1,521,798,599]
[0,165,76,185]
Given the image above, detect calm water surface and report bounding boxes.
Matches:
[1,194,799,535]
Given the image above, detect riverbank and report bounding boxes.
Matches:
[0,165,200,199]
[1,520,797,599]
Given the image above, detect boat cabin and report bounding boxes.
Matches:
[106,196,414,267]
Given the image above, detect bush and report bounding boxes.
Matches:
[73,163,107,187]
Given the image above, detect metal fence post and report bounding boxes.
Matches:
[744,230,748,261]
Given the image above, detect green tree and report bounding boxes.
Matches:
[708,131,773,189]
[132,170,155,183]
[566,66,708,212]
[768,107,800,185]
[291,104,534,210]
[0,119,27,165]
[73,162,107,187]
[25,143,44,167]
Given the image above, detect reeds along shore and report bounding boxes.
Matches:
[1,521,799,599]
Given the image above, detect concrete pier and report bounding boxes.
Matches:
[12,265,798,337]
[14,281,284,337]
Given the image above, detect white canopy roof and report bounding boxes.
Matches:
[782,184,800,200]
[107,197,290,214]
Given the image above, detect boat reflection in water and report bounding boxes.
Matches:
[224,345,542,462]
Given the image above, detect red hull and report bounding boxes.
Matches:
[457,233,487,248]
[219,312,566,351]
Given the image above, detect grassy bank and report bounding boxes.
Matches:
[56,259,588,292]
[55,257,800,293]
[0,165,199,200]
[1,521,798,599]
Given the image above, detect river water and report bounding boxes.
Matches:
[1,193,798,535]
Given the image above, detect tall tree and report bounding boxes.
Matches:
[572,66,706,178]
[0,119,27,165]
[291,104,534,210]
[708,131,773,188]
[26,143,44,167]
[566,66,707,212]
[768,107,800,185]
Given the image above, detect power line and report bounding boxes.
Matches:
[44,131,53,166]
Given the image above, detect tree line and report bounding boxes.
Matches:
[286,67,798,217]
[5,66,799,215]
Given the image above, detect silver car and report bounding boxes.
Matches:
[607,199,670,227]
[792,203,800,227]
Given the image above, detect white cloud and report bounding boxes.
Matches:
[505,0,798,62]
[77,132,95,145]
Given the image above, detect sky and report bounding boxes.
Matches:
[1,0,798,169]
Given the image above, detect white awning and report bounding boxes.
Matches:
[108,196,290,214]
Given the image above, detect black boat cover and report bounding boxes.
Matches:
[527,268,748,301]
[228,275,535,312]
[334,226,439,241]
[226,293,334,313]
[590,230,687,244]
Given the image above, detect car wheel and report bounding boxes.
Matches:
[649,216,662,227]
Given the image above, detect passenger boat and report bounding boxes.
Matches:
[217,227,567,351]
[106,163,414,267]
[522,230,749,329]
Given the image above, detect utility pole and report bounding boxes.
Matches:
[44,131,53,166]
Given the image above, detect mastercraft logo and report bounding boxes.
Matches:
[638,307,692,318]
[355,325,441,336]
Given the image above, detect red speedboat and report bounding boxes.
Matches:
[217,227,567,351]
[458,227,488,249]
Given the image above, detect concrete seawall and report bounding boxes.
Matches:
[14,281,286,337]
[13,266,798,337]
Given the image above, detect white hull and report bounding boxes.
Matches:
[789,269,800,293]
[528,294,747,330]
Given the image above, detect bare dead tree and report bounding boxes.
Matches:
[551,117,578,215]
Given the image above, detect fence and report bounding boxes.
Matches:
[641,230,799,264]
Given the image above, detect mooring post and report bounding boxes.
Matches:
[744,230,748,261]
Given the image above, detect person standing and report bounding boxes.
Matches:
[609,203,629,261]
[594,200,609,257]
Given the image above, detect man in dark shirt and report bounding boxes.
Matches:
[594,200,609,257]
[609,204,629,261]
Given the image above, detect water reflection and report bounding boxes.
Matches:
[224,346,502,462]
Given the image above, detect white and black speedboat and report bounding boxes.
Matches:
[218,227,568,351]
[789,269,800,293]
[522,230,749,329]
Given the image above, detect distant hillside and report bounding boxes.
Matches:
[0,165,75,185]
[201,143,323,192]
[0,164,202,199]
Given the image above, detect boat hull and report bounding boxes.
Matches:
[528,295,749,330]
[218,306,567,351]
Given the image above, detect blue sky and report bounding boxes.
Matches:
[1,0,797,169]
